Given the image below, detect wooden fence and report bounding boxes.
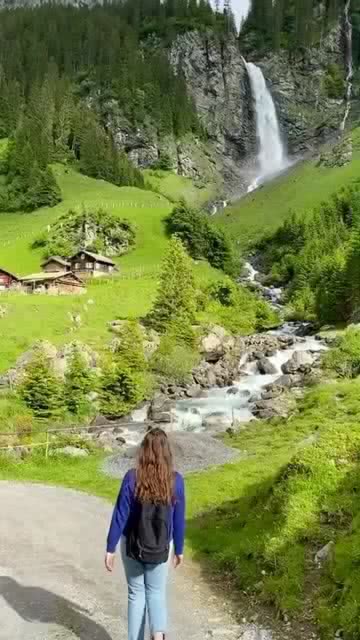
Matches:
[0,421,150,460]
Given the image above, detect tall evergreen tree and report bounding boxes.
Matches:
[20,348,63,419]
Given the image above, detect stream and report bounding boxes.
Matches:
[171,263,327,432]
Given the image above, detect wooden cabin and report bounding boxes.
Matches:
[0,268,19,290]
[70,250,116,278]
[20,271,85,295]
[41,256,71,273]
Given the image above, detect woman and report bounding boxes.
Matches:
[105,428,185,640]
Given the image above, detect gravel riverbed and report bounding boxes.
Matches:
[102,431,240,478]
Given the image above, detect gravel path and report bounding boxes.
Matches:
[0,482,274,640]
[103,431,240,478]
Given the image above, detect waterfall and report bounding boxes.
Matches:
[341,0,353,131]
[245,61,287,192]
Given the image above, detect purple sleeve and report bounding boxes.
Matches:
[106,470,134,553]
[173,473,185,556]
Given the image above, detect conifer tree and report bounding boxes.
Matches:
[21,348,63,419]
[100,364,145,419]
[146,236,196,332]
[112,321,147,371]
[64,346,95,415]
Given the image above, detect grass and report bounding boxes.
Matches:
[0,165,220,371]
[217,128,360,249]
[2,378,360,638]
[144,169,216,208]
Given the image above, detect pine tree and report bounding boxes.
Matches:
[100,363,145,419]
[64,346,95,415]
[112,321,147,371]
[20,348,63,419]
[146,236,196,332]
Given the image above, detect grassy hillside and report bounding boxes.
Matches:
[217,130,360,248]
[0,165,219,372]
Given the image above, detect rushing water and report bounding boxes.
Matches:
[244,61,288,192]
[172,263,326,432]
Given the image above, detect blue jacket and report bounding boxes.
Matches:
[107,469,186,556]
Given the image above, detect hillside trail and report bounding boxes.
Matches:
[0,482,315,640]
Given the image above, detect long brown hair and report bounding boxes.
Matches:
[135,428,174,505]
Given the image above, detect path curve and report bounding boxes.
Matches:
[0,482,261,640]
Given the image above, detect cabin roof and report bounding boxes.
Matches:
[21,271,84,284]
[71,250,115,266]
[41,256,71,267]
[0,267,19,281]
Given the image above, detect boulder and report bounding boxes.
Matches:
[315,541,334,565]
[272,374,304,389]
[257,358,277,375]
[281,350,313,374]
[57,446,89,458]
[200,325,229,362]
[202,412,231,431]
[185,384,202,398]
[227,386,239,395]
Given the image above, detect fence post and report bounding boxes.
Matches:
[45,430,50,460]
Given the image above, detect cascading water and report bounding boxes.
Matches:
[341,0,353,131]
[245,61,288,192]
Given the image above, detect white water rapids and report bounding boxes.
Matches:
[245,62,288,192]
[171,263,326,432]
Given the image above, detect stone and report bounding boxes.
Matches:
[315,541,334,565]
[257,358,277,375]
[185,384,202,398]
[57,446,89,458]
[227,387,239,395]
[272,374,304,389]
[281,350,313,375]
[200,325,229,363]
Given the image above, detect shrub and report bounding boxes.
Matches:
[324,63,344,99]
[166,202,239,276]
[150,335,199,384]
[323,328,360,378]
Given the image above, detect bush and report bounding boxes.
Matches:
[166,202,239,276]
[324,64,344,99]
[150,335,199,384]
[37,207,136,259]
[323,328,360,378]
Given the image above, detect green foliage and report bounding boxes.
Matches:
[241,0,342,54]
[146,236,196,332]
[323,328,360,378]
[166,202,239,276]
[99,363,146,419]
[259,187,360,325]
[20,348,63,419]
[200,277,279,334]
[111,320,147,371]
[64,346,95,415]
[324,63,344,99]
[34,207,136,259]
[150,335,199,384]
[76,110,145,189]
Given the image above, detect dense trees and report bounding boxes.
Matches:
[241,0,343,54]
[166,202,239,276]
[259,186,360,324]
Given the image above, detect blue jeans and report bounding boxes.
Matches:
[121,538,170,640]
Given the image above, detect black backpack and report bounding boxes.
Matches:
[126,501,171,564]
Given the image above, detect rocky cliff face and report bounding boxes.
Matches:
[170,32,256,191]
[254,26,345,156]
[168,26,347,191]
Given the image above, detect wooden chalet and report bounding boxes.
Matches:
[41,256,71,273]
[70,250,117,277]
[20,271,85,295]
[0,268,19,290]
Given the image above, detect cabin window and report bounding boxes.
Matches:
[86,262,93,269]
[74,263,80,269]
